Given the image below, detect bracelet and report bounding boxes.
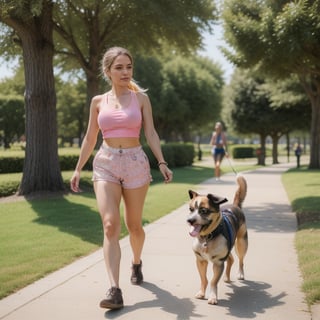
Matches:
[158,161,168,167]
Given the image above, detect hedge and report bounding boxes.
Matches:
[232,147,255,159]
[0,157,25,174]
[143,143,194,168]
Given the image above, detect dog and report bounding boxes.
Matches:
[187,175,248,305]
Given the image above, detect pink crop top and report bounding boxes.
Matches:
[97,91,142,138]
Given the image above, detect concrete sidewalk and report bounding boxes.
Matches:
[0,163,316,319]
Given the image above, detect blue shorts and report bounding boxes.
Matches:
[92,144,152,189]
[212,147,225,161]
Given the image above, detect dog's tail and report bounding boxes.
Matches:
[233,174,247,209]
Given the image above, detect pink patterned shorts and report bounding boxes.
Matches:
[92,144,152,189]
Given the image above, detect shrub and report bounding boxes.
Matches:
[0,157,24,174]
[232,147,255,159]
[0,180,20,197]
[143,143,194,168]
[59,155,94,171]
[0,154,95,174]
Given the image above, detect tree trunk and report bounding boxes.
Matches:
[309,92,320,169]
[18,4,64,194]
[286,132,290,163]
[271,134,280,164]
[299,74,320,169]
[258,134,267,165]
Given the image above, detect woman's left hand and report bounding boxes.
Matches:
[159,164,173,183]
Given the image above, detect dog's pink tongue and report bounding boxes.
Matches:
[189,224,202,237]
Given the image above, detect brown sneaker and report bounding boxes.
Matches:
[131,261,143,285]
[99,287,124,309]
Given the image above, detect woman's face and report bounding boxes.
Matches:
[107,54,133,87]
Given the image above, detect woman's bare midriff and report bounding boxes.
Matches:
[103,137,141,149]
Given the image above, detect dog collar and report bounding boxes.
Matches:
[201,222,224,243]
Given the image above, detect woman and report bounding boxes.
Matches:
[210,121,228,180]
[70,47,173,309]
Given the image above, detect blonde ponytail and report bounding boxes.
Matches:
[128,80,147,92]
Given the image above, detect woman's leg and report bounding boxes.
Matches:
[214,154,221,178]
[122,184,149,265]
[215,153,225,178]
[94,181,122,288]
[215,160,221,178]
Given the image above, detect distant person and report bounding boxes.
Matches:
[210,122,228,180]
[294,143,302,168]
[70,47,173,310]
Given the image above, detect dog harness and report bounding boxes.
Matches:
[201,209,238,261]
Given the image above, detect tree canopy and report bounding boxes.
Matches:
[222,0,320,168]
[157,55,224,141]
[0,94,25,149]
[225,69,310,164]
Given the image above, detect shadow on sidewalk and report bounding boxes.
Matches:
[104,282,201,319]
[246,204,297,233]
[221,280,286,318]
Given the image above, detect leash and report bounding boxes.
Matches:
[225,154,238,175]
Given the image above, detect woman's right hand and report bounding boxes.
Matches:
[70,171,82,193]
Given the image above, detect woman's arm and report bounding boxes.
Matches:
[222,132,228,149]
[138,92,173,183]
[70,96,101,192]
[210,132,216,146]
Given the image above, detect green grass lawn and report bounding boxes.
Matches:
[282,167,320,306]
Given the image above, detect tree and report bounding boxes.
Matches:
[56,79,86,146]
[226,69,310,164]
[227,70,270,165]
[0,67,25,148]
[261,75,311,160]
[0,1,64,194]
[0,63,25,95]
[158,55,224,141]
[0,95,25,148]
[222,0,320,168]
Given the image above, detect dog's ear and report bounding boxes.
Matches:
[188,190,198,199]
[207,194,228,207]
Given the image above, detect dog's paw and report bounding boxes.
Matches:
[208,297,218,305]
[195,291,206,300]
[238,271,245,280]
[223,275,231,283]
